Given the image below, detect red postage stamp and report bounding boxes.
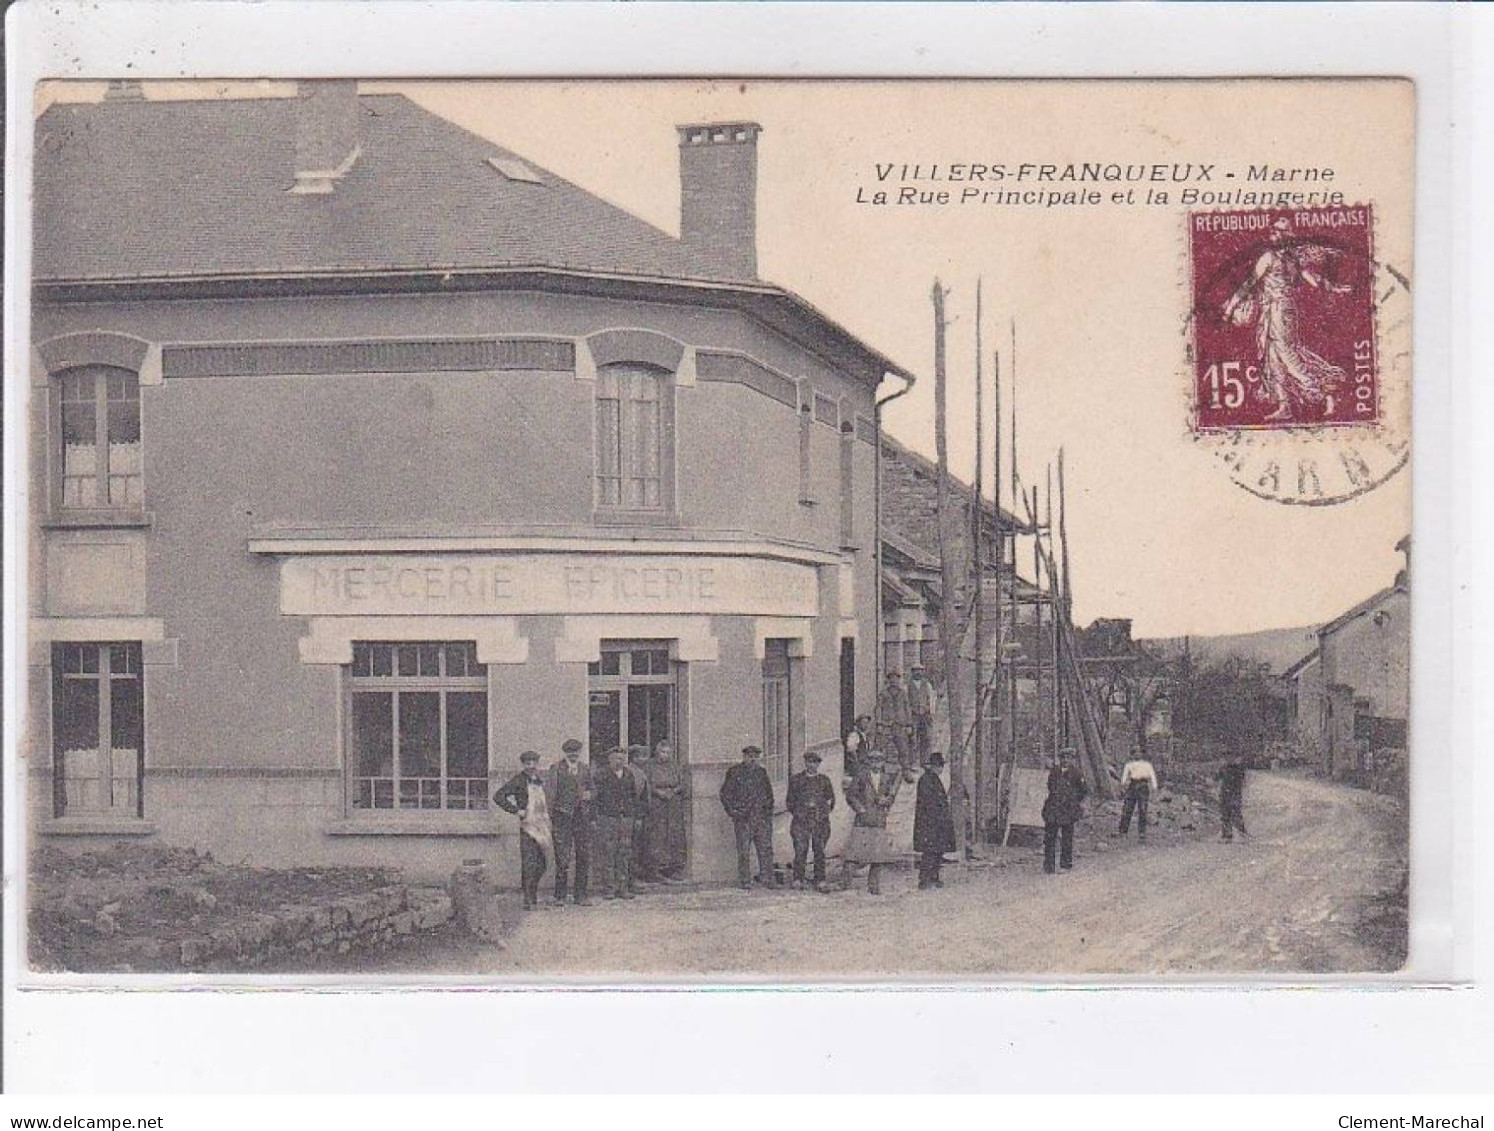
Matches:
[1189,205,1377,431]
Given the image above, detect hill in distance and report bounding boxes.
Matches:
[1139,624,1320,676]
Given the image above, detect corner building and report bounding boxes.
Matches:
[27,84,906,883]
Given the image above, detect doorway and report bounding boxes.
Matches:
[587,641,677,760]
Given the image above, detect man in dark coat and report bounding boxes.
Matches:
[719,744,776,889]
[786,749,836,890]
[543,737,593,906]
[593,747,644,899]
[913,752,957,889]
[493,750,552,910]
[1042,748,1088,874]
[1216,756,1249,841]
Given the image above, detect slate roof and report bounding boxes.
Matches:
[33,93,738,284]
[32,91,915,389]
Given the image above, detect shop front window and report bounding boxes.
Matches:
[347,642,488,811]
[51,642,144,817]
[587,642,676,762]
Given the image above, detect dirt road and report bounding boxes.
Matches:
[379,771,1408,979]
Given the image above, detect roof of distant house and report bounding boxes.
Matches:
[1319,583,1407,640]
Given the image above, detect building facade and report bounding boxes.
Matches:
[26,84,907,883]
[1285,538,1411,781]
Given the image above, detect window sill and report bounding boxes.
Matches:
[591,509,680,528]
[327,815,501,837]
[39,817,157,837]
[42,511,154,531]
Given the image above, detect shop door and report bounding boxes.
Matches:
[588,642,676,759]
[762,639,791,782]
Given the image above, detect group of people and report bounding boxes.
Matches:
[718,741,960,895]
[494,696,1253,909]
[492,738,688,909]
[870,665,939,774]
[1038,744,1250,876]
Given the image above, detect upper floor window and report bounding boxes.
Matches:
[596,363,671,514]
[57,364,142,512]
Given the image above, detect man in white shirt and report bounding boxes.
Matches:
[1116,746,1160,842]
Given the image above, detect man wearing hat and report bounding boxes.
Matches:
[786,749,837,890]
[719,745,776,890]
[493,751,553,911]
[908,665,937,763]
[543,738,593,906]
[913,752,957,889]
[877,671,913,775]
[593,746,645,899]
[1042,748,1088,874]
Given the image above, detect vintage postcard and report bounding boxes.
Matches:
[16,77,1413,981]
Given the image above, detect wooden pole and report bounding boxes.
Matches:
[989,346,1002,841]
[1008,322,1020,780]
[932,281,965,788]
[970,279,985,849]
[1058,447,1073,748]
[1032,484,1042,766]
[1048,464,1062,756]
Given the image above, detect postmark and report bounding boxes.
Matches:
[1186,205,1410,506]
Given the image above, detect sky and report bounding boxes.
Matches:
[35,79,1414,638]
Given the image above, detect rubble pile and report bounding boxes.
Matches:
[1077,787,1218,854]
[28,843,452,973]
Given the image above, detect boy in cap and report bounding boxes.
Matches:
[786,749,836,890]
[493,750,553,910]
[543,738,593,905]
[719,745,776,889]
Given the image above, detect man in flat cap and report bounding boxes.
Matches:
[877,671,913,777]
[493,750,553,911]
[786,749,836,890]
[593,746,644,899]
[543,738,593,906]
[719,745,776,890]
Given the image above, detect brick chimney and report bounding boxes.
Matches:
[677,122,761,278]
[103,80,145,103]
[291,80,361,195]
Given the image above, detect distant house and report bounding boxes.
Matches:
[875,435,1029,685]
[1285,537,1410,780]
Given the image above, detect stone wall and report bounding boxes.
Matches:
[170,886,452,971]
